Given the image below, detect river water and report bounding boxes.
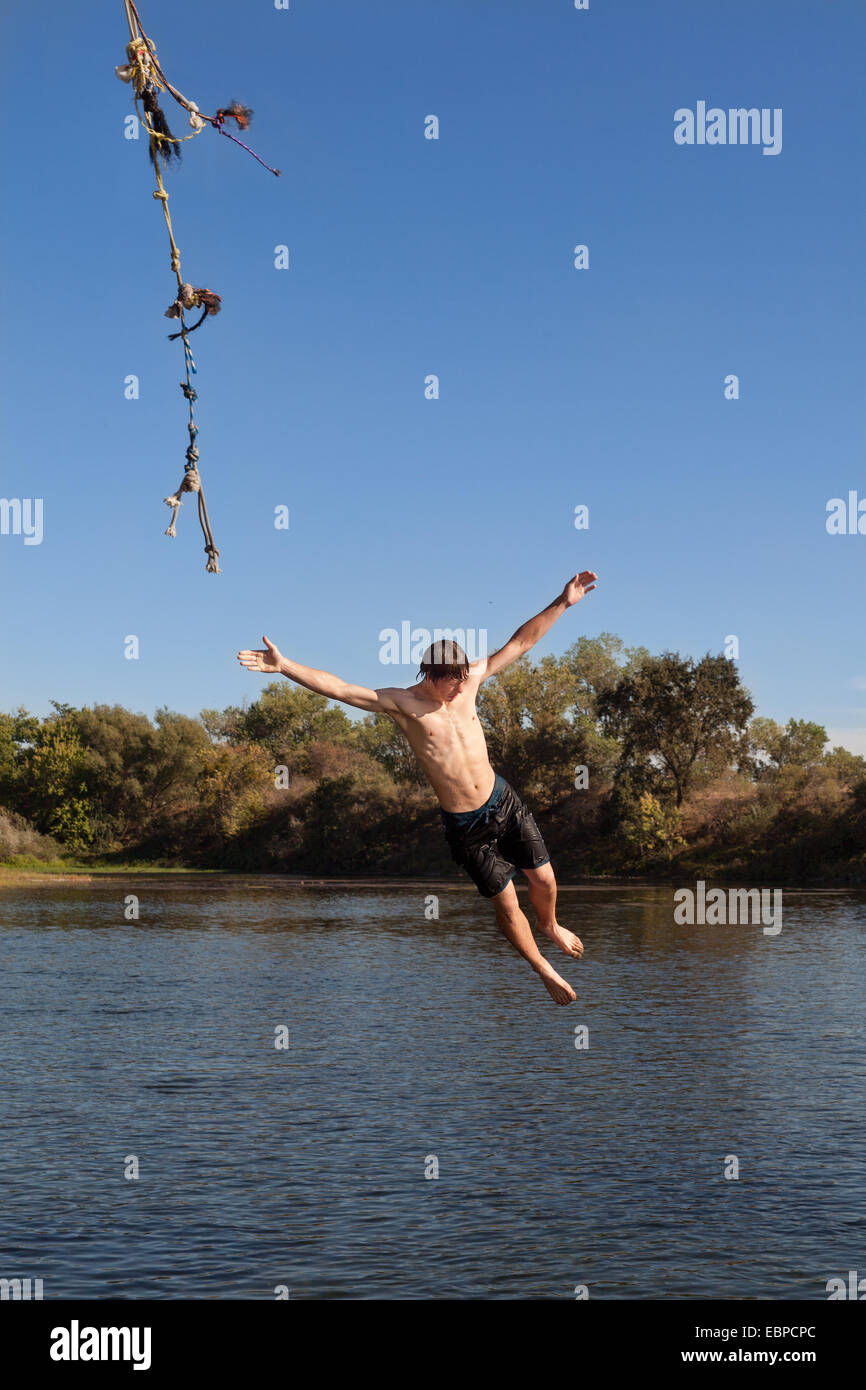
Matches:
[0,879,863,1299]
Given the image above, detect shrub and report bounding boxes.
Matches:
[0,807,65,863]
[620,791,685,866]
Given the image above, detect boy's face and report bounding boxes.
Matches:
[426,673,467,702]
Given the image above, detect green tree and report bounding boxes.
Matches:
[353,713,426,785]
[0,713,18,807]
[27,713,95,852]
[598,652,755,806]
[479,654,613,806]
[748,717,828,776]
[72,705,161,845]
[823,745,866,787]
[146,709,213,821]
[206,683,355,769]
[0,707,40,813]
[560,632,651,717]
[66,705,212,849]
[299,769,397,872]
[193,741,274,852]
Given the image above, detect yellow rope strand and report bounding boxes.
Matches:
[133,94,191,287]
[137,110,203,147]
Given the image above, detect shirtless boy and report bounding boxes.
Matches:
[237,570,597,1004]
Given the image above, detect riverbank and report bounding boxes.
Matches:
[0,864,626,890]
[1,863,861,891]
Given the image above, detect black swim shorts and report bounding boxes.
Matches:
[440,771,551,898]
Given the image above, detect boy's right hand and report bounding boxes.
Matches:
[237,634,283,674]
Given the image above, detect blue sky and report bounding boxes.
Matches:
[1,0,864,751]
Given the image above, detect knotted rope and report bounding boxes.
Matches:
[162,308,221,575]
[118,0,280,174]
[116,1,279,573]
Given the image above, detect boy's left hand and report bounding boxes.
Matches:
[562,571,598,607]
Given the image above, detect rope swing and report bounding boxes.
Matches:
[116,0,280,573]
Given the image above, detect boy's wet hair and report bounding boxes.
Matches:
[418,639,469,683]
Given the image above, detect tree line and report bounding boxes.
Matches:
[2,633,865,882]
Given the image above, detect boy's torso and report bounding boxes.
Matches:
[386,677,495,812]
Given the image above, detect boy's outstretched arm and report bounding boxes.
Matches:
[237,635,402,714]
[474,570,598,681]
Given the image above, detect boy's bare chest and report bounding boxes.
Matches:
[401,703,481,747]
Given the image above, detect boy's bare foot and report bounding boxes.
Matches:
[536,964,577,1005]
[539,920,584,959]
